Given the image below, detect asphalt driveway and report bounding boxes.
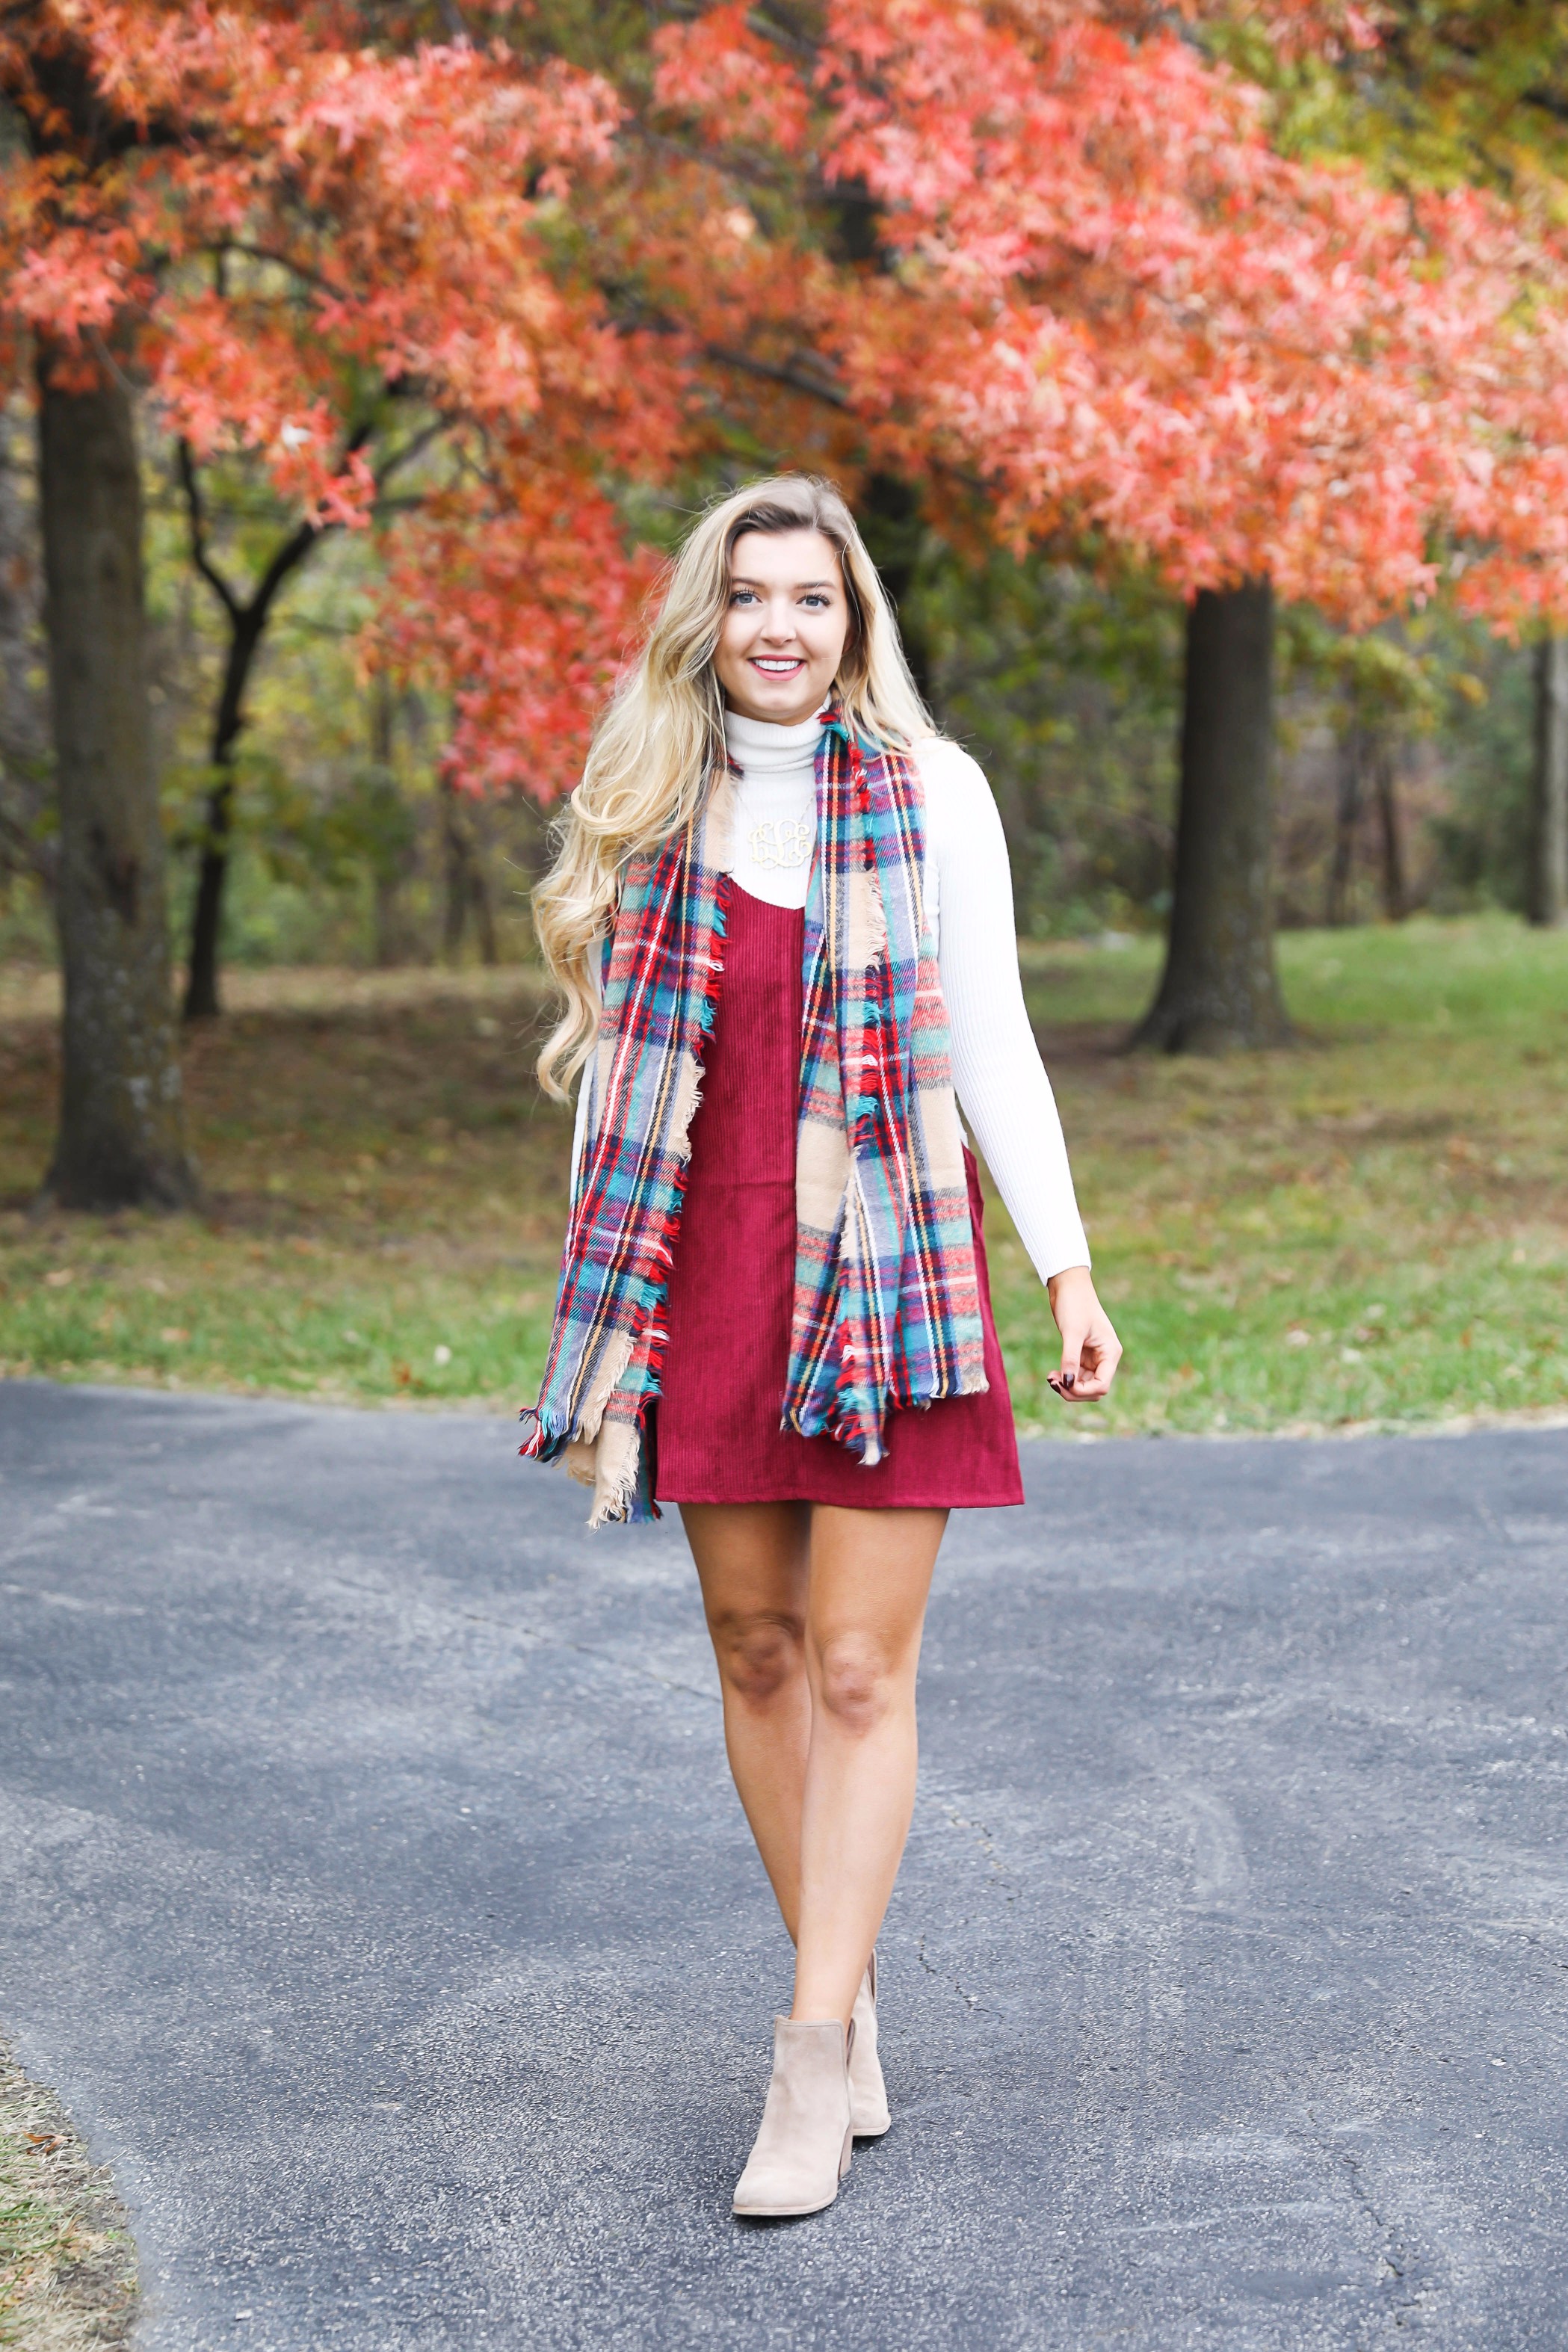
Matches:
[1,1381,1565,2349]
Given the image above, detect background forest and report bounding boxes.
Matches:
[0,418,1537,972]
[1,0,1565,1448]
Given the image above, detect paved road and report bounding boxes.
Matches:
[1,1383,1565,2350]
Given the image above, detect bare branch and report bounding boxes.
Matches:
[241,416,376,622]
[703,342,851,410]
[372,416,446,491]
[176,438,241,623]
[629,122,794,197]
[247,513,322,625]
[744,5,817,64]
[203,241,349,304]
[81,324,136,398]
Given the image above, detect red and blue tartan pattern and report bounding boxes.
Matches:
[519,811,729,1523]
[783,717,986,1462]
[522,713,984,1522]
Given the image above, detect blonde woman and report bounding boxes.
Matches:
[524,476,1120,2217]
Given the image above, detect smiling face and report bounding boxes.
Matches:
[714,528,853,726]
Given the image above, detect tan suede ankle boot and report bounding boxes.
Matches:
[849,1949,890,2138]
[732,2016,854,2218]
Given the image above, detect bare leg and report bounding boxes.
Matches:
[682,1501,812,1938]
[791,1505,946,2026]
[682,1498,947,2027]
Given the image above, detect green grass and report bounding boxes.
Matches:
[998,916,1568,1433]
[1,916,1565,1438]
[0,967,572,1413]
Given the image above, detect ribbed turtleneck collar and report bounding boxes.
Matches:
[723,707,824,778]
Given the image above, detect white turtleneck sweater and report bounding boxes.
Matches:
[573,710,1090,1285]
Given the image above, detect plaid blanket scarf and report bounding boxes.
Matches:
[520,712,985,1525]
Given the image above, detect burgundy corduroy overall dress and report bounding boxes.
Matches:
[653,886,1024,1509]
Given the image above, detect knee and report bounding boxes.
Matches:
[712,1611,805,1709]
[814,1632,901,1737]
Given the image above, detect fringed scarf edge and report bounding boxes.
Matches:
[518,826,731,1528]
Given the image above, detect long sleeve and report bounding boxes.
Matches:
[916,738,1091,1283]
[565,725,1089,1285]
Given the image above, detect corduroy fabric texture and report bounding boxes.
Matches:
[655,888,1023,1509]
[522,713,985,1526]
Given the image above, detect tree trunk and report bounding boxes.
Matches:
[1373,737,1407,922]
[0,415,53,898]
[472,836,498,966]
[183,790,229,1014]
[441,777,468,965]
[372,868,401,969]
[182,775,234,1019]
[182,607,264,1019]
[176,440,327,1019]
[857,472,932,702]
[1132,580,1290,1052]
[1529,632,1568,927]
[37,359,197,1209]
[439,780,500,968]
[369,673,401,969]
[1326,726,1362,927]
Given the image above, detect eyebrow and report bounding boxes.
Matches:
[729,575,838,591]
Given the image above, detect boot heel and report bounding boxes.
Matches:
[839,2125,853,2180]
[849,1949,892,2139]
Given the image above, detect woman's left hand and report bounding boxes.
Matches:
[1045,1266,1122,1403]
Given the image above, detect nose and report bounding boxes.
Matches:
[760,597,799,643]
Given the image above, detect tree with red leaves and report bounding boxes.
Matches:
[654,0,1567,1043]
[5,0,1565,1218]
[1,1,688,1198]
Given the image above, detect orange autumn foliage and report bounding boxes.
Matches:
[1,1,688,797]
[3,0,1567,799]
[661,0,1568,627]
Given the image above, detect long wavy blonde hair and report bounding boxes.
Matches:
[532,475,933,1099]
